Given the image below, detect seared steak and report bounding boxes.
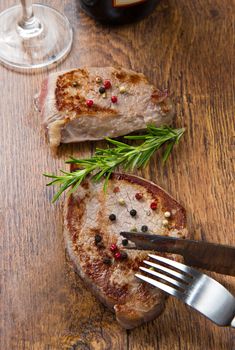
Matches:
[38,67,175,148]
[64,172,188,329]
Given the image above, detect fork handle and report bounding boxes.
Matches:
[231,316,235,328]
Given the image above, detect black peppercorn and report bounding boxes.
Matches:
[99,86,106,94]
[109,214,116,221]
[103,257,112,265]
[120,251,128,260]
[141,225,148,232]
[122,239,128,246]
[96,242,105,249]
[130,209,137,217]
[95,234,102,244]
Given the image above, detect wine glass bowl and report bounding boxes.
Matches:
[0,2,73,71]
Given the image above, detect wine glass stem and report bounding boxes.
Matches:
[21,0,33,21]
[18,0,43,37]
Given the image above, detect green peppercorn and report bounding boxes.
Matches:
[96,76,102,84]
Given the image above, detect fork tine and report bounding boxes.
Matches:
[143,260,192,283]
[135,273,183,298]
[148,254,200,278]
[139,266,186,290]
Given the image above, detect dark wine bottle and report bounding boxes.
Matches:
[78,0,159,24]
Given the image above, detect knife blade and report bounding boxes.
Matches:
[120,232,235,276]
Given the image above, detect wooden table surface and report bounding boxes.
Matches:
[0,0,234,349]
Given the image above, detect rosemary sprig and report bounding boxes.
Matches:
[44,125,185,202]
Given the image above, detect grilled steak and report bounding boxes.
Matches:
[64,172,188,329]
[38,67,175,148]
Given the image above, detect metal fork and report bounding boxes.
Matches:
[136,254,235,327]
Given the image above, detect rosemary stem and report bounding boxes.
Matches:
[44,126,185,202]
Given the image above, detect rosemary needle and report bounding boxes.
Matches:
[43,125,185,202]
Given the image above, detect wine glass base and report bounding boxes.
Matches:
[0,4,73,72]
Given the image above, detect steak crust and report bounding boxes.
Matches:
[39,67,175,147]
[64,173,188,329]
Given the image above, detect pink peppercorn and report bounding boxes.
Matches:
[114,252,121,260]
[104,80,111,89]
[150,201,158,210]
[111,96,118,103]
[86,99,94,107]
[113,186,120,193]
[110,244,117,252]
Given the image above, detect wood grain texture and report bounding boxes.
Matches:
[0,0,234,349]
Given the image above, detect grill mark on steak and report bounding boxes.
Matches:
[151,89,169,103]
[40,67,176,147]
[81,181,89,190]
[104,282,129,301]
[64,172,188,329]
[55,69,118,116]
[84,256,129,302]
[66,195,86,244]
[113,70,146,84]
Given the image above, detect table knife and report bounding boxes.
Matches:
[120,232,235,276]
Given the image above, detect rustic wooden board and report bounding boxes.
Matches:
[0,0,234,349]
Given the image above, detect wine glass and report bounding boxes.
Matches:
[0,1,73,71]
